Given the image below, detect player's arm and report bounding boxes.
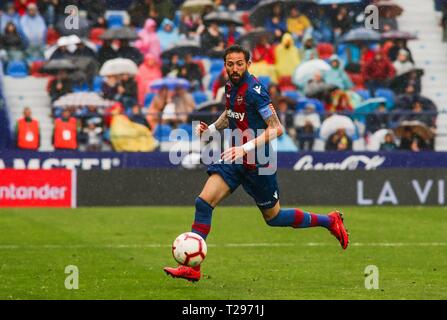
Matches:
[221,105,283,162]
[195,110,228,136]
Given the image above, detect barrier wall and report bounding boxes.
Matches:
[77,169,447,206]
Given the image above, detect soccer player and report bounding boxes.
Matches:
[164,45,349,282]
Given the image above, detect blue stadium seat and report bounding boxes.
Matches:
[374,88,395,109]
[178,123,193,140]
[107,14,124,28]
[144,92,156,107]
[6,61,28,77]
[93,76,103,93]
[192,91,208,105]
[153,124,172,142]
[209,59,224,74]
[208,72,221,91]
[282,90,301,102]
[73,83,90,92]
[355,89,371,101]
[257,76,271,88]
[296,98,325,113]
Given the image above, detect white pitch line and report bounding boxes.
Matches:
[0,242,446,249]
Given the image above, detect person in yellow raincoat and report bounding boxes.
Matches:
[274,33,301,79]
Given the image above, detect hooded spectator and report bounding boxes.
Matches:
[362,50,396,97]
[325,128,352,151]
[300,33,318,62]
[135,18,161,59]
[157,18,179,51]
[20,3,47,58]
[200,22,225,54]
[136,53,163,106]
[274,33,300,78]
[252,35,275,65]
[324,55,353,91]
[387,39,414,63]
[1,3,21,33]
[393,49,415,76]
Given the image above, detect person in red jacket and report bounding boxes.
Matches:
[53,109,78,150]
[14,0,37,16]
[16,107,40,150]
[362,50,396,97]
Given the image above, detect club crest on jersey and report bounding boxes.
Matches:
[236,95,244,105]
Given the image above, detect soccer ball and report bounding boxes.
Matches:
[172,232,207,267]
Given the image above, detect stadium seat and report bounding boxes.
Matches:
[209,59,224,74]
[208,72,221,91]
[73,83,90,92]
[46,27,60,46]
[144,92,156,107]
[93,76,104,93]
[296,97,325,113]
[257,76,271,88]
[107,15,124,28]
[374,88,395,109]
[355,89,371,101]
[316,43,335,60]
[278,76,296,91]
[192,91,208,106]
[178,123,193,140]
[6,61,28,77]
[153,124,172,142]
[29,60,46,77]
[348,72,365,90]
[282,90,301,103]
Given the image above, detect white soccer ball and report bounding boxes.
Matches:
[172,232,207,267]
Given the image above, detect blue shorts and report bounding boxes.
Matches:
[207,162,279,209]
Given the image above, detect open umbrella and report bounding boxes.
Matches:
[389,68,424,94]
[236,28,274,48]
[354,97,387,114]
[381,30,418,41]
[339,27,381,44]
[394,120,434,141]
[100,27,139,41]
[203,11,244,26]
[160,40,203,60]
[189,100,224,124]
[53,92,115,108]
[249,0,317,27]
[40,59,78,73]
[292,59,331,85]
[99,58,138,76]
[150,77,190,90]
[181,0,215,14]
[367,128,391,151]
[319,114,356,139]
[376,1,404,18]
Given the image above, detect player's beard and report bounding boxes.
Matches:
[228,70,247,85]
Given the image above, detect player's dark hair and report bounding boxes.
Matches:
[223,44,251,63]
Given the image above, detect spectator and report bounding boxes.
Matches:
[15,0,37,16]
[275,96,295,132]
[37,0,61,27]
[330,6,353,41]
[387,39,414,63]
[73,39,97,59]
[294,103,321,151]
[81,105,103,130]
[0,3,21,33]
[211,68,229,101]
[362,50,396,97]
[178,12,200,39]
[16,107,40,150]
[304,71,326,98]
[365,103,389,136]
[286,6,312,41]
[379,9,399,32]
[0,21,25,61]
[200,22,224,54]
[176,53,203,91]
[129,104,150,129]
[380,132,398,151]
[135,18,161,59]
[156,18,179,51]
[324,54,353,91]
[162,53,181,76]
[265,2,286,43]
[50,37,73,60]
[402,101,437,130]
[169,85,195,126]
[82,120,103,151]
[274,33,300,78]
[128,0,175,28]
[252,35,275,65]
[48,70,73,102]
[19,3,47,59]
[53,109,78,150]
[325,128,352,151]
[393,49,415,76]
[224,23,241,47]
[136,52,162,106]
[398,127,430,152]
[146,85,170,130]
[116,39,143,66]
[97,40,118,67]
[115,73,138,110]
[101,75,119,100]
[326,90,353,113]
[300,34,318,62]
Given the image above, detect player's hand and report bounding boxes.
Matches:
[195,121,209,137]
[221,146,246,163]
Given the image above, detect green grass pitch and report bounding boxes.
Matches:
[0,206,446,300]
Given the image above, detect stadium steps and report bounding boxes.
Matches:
[3,76,54,151]
[395,0,447,150]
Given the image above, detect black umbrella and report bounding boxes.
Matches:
[100,27,139,41]
[189,100,225,124]
[249,0,317,27]
[203,11,244,26]
[376,1,404,18]
[381,30,418,41]
[56,16,90,37]
[40,59,78,73]
[389,68,424,93]
[339,27,381,44]
[160,40,203,59]
[236,28,275,49]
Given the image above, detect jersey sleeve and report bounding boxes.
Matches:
[251,82,274,120]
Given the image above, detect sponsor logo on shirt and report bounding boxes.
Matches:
[227,109,245,121]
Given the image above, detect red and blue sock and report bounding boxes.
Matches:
[191,197,213,240]
[266,208,333,229]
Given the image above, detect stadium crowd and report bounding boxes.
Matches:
[0,0,440,152]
